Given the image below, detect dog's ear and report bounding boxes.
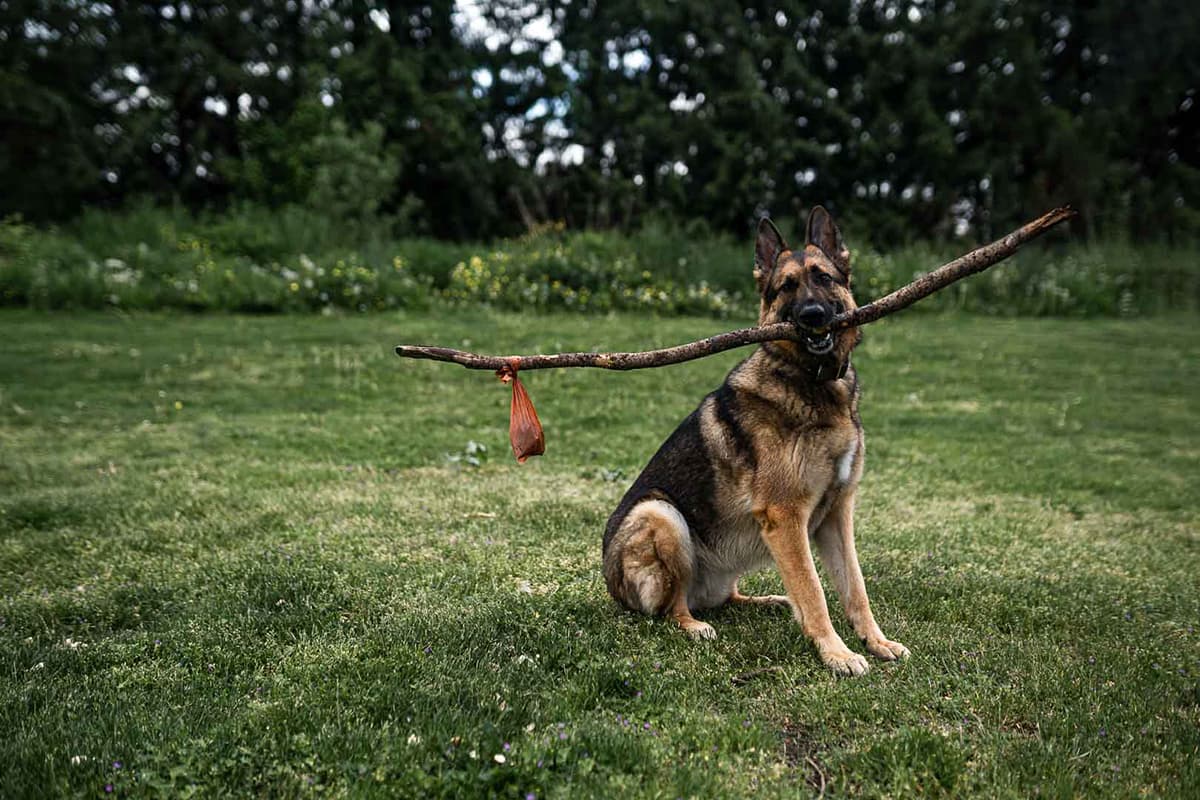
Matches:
[754,217,788,288]
[806,205,850,275]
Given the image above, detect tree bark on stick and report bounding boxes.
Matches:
[395,206,1074,372]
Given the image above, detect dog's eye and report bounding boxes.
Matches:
[814,270,835,287]
[780,277,799,293]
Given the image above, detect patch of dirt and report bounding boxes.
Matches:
[780,718,831,796]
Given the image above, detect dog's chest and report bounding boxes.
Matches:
[776,415,863,493]
[783,426,862,537]
[834,437,860,486]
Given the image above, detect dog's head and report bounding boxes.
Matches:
[753,206,861,365]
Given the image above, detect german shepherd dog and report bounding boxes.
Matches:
[602,207,909,676]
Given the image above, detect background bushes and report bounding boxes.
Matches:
[3,207,1196,318]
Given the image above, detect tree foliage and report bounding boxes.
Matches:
[1,1,1196,244]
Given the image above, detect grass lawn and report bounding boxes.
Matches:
[1,308,1197,798]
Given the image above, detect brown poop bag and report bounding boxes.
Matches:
[496,361,545,463]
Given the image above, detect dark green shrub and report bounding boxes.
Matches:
[2,207,1196,317]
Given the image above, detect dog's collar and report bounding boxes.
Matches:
[762,343,850,384]
[810,356,850,384]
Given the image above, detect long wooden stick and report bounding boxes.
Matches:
[828,205,1075,330]
[395,207,1074,371]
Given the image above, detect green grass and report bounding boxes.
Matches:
[1,308,1198,798]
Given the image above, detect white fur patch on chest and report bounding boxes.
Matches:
[836,441,858,485]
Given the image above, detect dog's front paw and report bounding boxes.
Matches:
[865,638,910,661]
[820,647,870,677]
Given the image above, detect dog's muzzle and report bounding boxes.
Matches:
[793,301,839,355]
[802,330,836,355]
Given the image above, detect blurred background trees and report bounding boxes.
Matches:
[2,0,1196,245]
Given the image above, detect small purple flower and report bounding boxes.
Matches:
[423,646,432,655]
[526,794,537,800]
[536,759,544,768]
[104,785,113,794]
[742,720,751,728]
[558,732,566,741]
[112,761,122,769]
[635,691,643,698]
[503,742,511,751]
[1098,728,1107,738]
[643,722,651,730]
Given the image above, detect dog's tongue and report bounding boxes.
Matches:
[496,361,545,463]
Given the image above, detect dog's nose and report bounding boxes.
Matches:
[794,301,832,330]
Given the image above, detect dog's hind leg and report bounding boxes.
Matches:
[668,586,716,640]
[730,580,790,608]
[603,499,716,640]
